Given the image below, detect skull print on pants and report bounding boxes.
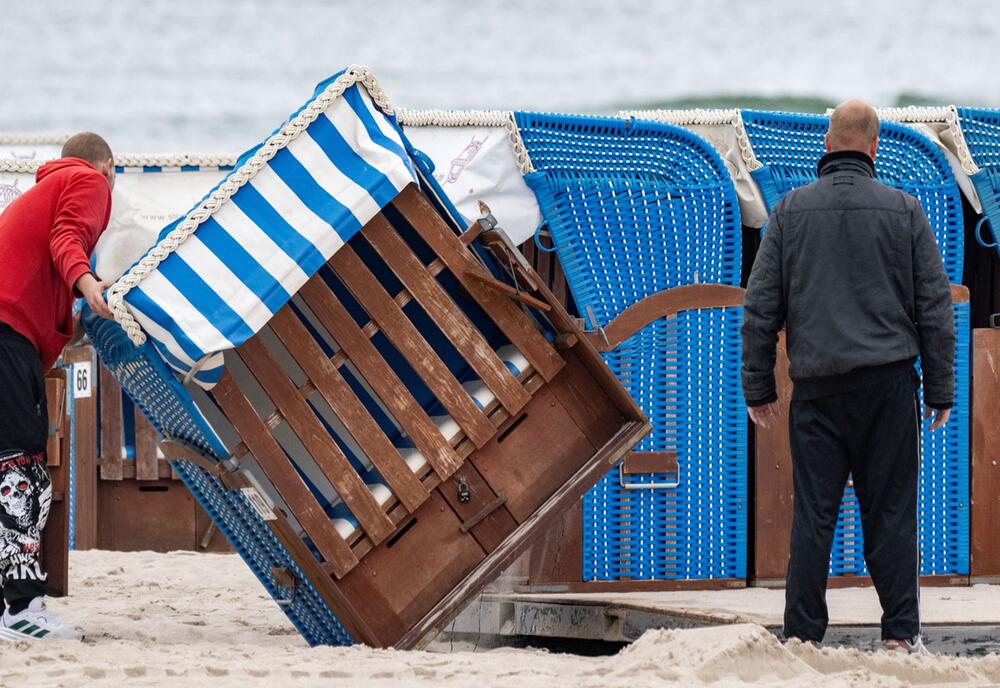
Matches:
[0,451,51,578]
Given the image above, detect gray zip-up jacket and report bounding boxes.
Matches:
[741,150,955,408]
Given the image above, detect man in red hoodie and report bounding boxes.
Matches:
[0,132,114,642]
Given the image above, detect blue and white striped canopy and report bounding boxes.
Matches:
[118,69,417,388]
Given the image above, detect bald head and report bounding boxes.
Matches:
[826,100,880,156]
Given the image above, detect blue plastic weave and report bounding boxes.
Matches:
[828,301,970,577]
[742,110,965,284]
[956,107,1000,257]
[515,112,742,327]
[582,307,747,581]
[82,312,353,647]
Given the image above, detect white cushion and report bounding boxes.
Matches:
[496,345,530,376]
[399,448,428,474]
[333,518,357,539]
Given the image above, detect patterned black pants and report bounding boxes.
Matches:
[0,323,51,615]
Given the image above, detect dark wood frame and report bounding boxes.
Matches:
[971,326,1000,582]
[61,346,98,551]
[175,184,649,648]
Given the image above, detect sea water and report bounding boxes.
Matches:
[1,0,998,152]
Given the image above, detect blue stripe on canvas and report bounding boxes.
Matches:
[153,338,205,376]
[154,256,254,349]
[196,217,292,315]
[191,360,225,387]
[125,286,207,362]
[342,86,415,178]
[268,148,362,239]
[306,114,400,208]
[231,183,329,277]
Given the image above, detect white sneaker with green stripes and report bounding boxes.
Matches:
[0,598,82,641]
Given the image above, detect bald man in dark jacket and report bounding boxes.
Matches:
[742,100,954,655]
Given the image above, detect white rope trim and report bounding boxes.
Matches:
[874,106,952,123]
[107,64,394,347]
[0,132,71,145]
[0,159,41,174]
[620,108,740,126]
[942,106,978,176]
[396,108,534,174]
[622,109,763,171]
[397,108,510,128]
[852,106,979,176]
[114,153,238,168]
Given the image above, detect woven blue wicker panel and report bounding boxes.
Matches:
[582,307,747,581]
[956,107,1000,257]
[515,112,742,327]
[827,301,970,577]
[82,312,353,647]
[742,110,965,284]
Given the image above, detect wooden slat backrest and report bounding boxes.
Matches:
[520,238,571,312]
[364,215,531,417]
[391,187,564,382]
[269,308,429,514]
[212,372,359,578]
[237,336,395,544]
[298,276,463,479]
[198,184,576,579]
[330,246,495,448]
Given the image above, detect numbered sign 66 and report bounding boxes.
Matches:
[72,361,92,399]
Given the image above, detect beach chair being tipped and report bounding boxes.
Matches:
[742,110,971,582]
[513,112,747,587]
[85,67,649,647]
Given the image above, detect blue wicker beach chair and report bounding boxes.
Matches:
[515,112,742,327]
[515,112,747,584]
[741,110,964,283]
[84,68,648,647]
[583,293,748,581]
[956,107,1000,258]
[742,110,970,578]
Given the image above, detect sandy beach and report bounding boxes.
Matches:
[0,550,995,687]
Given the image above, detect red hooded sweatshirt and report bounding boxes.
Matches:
[0,158,112,370]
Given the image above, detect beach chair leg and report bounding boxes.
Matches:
[199,521,218,550]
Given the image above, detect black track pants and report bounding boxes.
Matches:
[0,323,50,615]
[783,370,920,642]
